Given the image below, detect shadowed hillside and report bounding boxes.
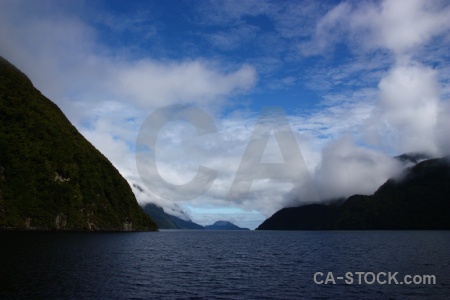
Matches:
[0,57,157,231]
[257,157,450,230]
[142,203,204,229]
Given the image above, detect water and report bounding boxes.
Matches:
[0,230,449,299]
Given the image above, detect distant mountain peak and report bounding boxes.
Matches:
[205,220,250,230]
[213,220,232,226]
[141,203,204,230]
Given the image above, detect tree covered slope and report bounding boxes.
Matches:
[257,157,450,230]
[0,57,157,231]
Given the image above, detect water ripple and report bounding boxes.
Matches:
[0,231,449,299]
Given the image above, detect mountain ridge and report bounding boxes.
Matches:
[142,203,204,229]
[205,220,250,230]
[257,157,450,230]
[0,56,157,231]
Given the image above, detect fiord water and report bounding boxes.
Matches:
[0,230,448,299]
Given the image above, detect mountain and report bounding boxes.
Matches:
[395,152,433,164]
[142,203,204,229]
[257,157,450,230]
[205,221,250,230]
[0,56,157,231]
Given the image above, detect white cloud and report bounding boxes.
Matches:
[1,0,450,230]
[116,60,256,109]
[301,0,450,58]
[314,137,402,201]
[365,62,441,154]
[299,2,352,56]
[353,0,450,57]
[0,0,261,224]
[436,101,450,155]
[127,102,392,222]
[302,0,450,156]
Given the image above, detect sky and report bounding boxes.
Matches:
[1,0,450,229]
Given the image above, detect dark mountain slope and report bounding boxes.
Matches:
[205,221,250,230]
[255,203,340,230]
[257,157,450,230]
[0,57,156,231]
[142,203,204,229]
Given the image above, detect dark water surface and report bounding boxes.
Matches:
[0,230,449,299]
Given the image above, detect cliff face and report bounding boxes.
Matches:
[257,157,450,230]
[0,57,157,231]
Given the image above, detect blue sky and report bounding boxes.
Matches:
[85,0,329,113]
[1,0,450,229]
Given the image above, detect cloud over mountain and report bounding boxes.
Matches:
[1,0,449,229]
